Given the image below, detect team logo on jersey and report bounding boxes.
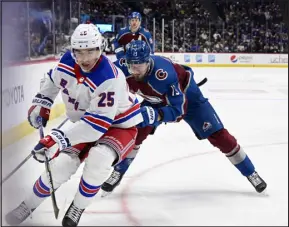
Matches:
[155,69,168,80]
[203,122,212,132]
[120,58,126,66]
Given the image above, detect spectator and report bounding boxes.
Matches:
[4,0,288,63]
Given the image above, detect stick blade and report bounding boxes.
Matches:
[54,207,60,219]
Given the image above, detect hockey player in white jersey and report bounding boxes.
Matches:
[5,24,143,227]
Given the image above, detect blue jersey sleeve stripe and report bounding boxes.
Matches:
[83,112,113,124]
[82,115,111,131]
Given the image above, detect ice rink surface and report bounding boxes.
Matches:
[2,67,288,226]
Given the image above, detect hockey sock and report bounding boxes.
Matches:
[226,145,255,176]
[114,157,135,174]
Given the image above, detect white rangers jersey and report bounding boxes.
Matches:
[38,51,143,146]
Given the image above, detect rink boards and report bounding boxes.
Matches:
[2,53,288,148]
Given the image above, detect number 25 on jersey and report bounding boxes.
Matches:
[98,92,115,107]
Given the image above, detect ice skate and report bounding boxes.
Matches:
[101,170,124,197]
[5,201,34,225]
[62,201,85,227]
[247,171,267,193]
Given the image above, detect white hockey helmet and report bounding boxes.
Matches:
[71,24,103,50]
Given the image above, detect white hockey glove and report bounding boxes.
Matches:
[32,129,71,163]
[28,94,53,129]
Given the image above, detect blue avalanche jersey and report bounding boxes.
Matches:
[114,55,206,123]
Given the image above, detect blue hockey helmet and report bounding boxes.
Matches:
[125,40,150,64]
[128,12,142,21]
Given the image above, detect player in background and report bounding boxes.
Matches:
[5,24,143,227]
[113,11,154,60]
[101,40,267,197]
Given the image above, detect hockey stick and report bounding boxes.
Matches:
[1,118,69,185]
[1,154,33,184]
[197,77,208,87]
[38,126,60,219]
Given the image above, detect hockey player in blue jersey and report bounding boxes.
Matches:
[101,40,267,196]
[113,12,154,59]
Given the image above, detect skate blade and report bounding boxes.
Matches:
[101,191,112,198]
[58,198,67,219]
[259,188,269,196]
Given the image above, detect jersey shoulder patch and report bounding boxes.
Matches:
[143,28,150,33]
[119,58,127,66]
[119,27,130,33]
[114,58,126,68]
[114,58,130,77]
[149,37,153,44]
[148,56,178,94]
[151,56,176,82]
[140,27,151,35]
[59,51,76,68]
[55,51,76,78]
[116,27,130,39]
[154,68,168,81]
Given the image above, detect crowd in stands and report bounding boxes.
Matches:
[3,0,288,63]
[141,0,288,53]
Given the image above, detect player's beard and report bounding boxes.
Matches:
[128,60,151,81]
[132,64,150,81]
[133,73,145,81]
